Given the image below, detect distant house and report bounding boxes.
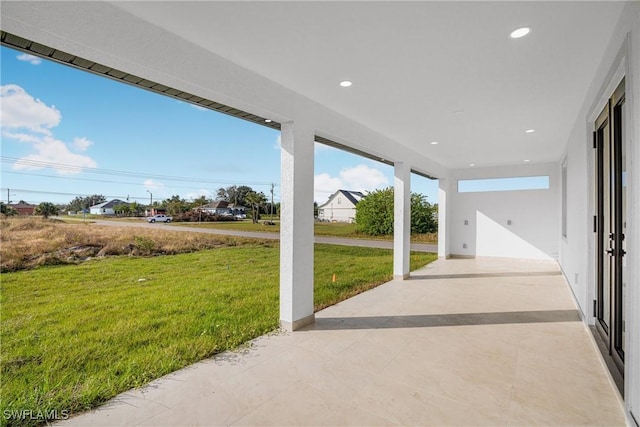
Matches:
[89,199,128,215]
[228,204,247,218]
[194,200,230,215]
[8,202,36,216]
[317,190,364,223]
[194,201,246,217]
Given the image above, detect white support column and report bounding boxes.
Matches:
[394,161,411,279]
[279,121,315,331]
[438,178,452,258]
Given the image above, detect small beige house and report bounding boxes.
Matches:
[317,190,364,223]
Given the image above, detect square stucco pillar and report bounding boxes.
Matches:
[279,122,315,331]
[394,161,411,279]
[438,178,452,258]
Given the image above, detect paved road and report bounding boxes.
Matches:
[90,219,437,253]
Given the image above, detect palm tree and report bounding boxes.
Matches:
[245,191,267,224]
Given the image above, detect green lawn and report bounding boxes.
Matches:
[0,244,436,426]
[172,221,438,243]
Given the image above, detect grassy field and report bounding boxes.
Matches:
[172,220,438,243]
[0,218,436,426]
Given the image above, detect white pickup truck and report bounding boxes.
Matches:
[147,214,173,223]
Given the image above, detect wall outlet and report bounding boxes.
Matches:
[574,273,579,284]
[463,243,467,249]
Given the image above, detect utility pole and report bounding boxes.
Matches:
[270,183,275,221]
[7,188,9,205]
[147,190,153,215]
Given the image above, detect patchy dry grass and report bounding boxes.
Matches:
[0,217,271,272]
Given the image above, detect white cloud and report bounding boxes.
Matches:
[17,53,42,65]
[274,135,281,150]
[0,84,61,133]
[314,173,343,203]
[2,85,98,175]
[73,137,93,151]
[144,179,165,192]
[190,104,208,112]
[314,164,389,203]
[2,131,40,143]
[11,134,97,175]
[186,189,213,200]
[340,164,389,190]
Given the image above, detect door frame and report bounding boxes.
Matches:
[594,79,625,377]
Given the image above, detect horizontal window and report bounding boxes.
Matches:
[458,176,549,193]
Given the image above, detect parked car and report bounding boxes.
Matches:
[147,214,172,223]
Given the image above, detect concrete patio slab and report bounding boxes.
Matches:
[59,257,626,426]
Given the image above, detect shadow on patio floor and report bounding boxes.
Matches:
[308,309,581,330]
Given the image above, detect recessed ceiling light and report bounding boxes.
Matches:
[469,163,475,167]
[525,129,535,133]
[339,80,352,87]
[454,110,464,115]
[430,141,439,145]
[524,159,530,162]
[264,119,272,123]
[510,27,531,39]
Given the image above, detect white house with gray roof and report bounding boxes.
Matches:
[317,190,364,223]
[89,199,128,215]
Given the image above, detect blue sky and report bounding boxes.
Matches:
[0,46,438,207]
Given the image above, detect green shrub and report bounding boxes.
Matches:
[355,187,437,236]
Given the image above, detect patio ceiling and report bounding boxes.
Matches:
[112,1,626,169]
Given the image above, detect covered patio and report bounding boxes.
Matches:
[61,258,624,426]
[2,1,638,424]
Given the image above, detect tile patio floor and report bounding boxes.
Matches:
[61,257,626,426]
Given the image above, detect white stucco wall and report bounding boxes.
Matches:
[559,2,639,421]
[448,163,559,261]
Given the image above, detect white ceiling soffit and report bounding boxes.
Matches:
[112,1,626,169]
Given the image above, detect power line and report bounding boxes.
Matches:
[0,188,149,202]
[1,171,275,191]
[1,156,278,187]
